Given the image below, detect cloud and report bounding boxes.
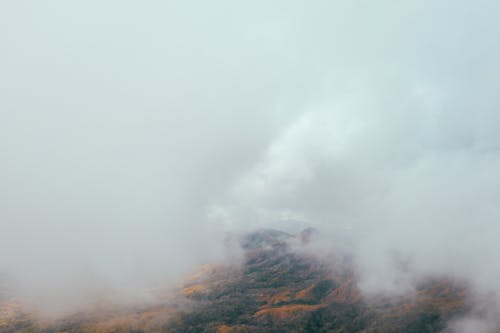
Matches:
[1,0,500,317]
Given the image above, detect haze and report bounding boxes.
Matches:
[1,0,500,323]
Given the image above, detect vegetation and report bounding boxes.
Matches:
[0,229,471,332]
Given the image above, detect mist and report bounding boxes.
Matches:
[1,0,500,320]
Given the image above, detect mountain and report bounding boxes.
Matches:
[0,229,476,332]
[166,229,469,333]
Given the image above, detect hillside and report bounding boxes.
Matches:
[0,229,475,332]
[166,229,469,332]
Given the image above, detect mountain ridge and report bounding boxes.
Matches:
[0,229,478,332]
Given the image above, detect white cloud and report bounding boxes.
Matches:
[1,0,500,319]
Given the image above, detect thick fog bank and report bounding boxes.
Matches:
[1,1,500,320]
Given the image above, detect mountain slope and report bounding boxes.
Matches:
[0,229,472,332]
[166,229,469,333]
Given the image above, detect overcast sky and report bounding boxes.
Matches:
[1,0,500,318]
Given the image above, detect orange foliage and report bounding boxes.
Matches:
[254,304,324,319]
[264,290,293,306]
[185,264,217,282]
[182,284,207,296]
[217,324,233,333]
[0,302,22,328]
[295,284,315,300]
[326,279,361,303]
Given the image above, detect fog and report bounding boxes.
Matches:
[1,0,500,321]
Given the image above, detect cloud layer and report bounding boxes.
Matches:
[1,0,500,318]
